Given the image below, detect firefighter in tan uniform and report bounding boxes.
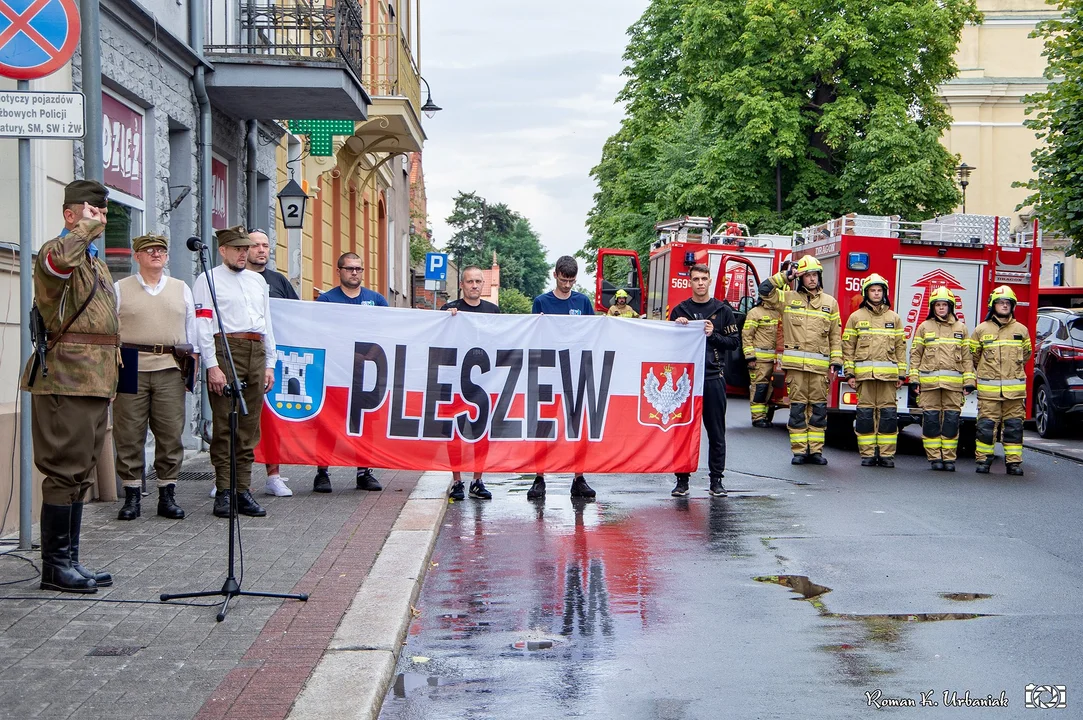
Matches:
[759,256,842,465]
[607,288,639,317]
[971,286,1032,476]
[908,287,975,472]
[742,297,779,427]
[841,274,907,468]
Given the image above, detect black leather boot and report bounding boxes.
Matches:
[70,502,112,587]
[117,487,140,520]
[157,484,185,519]
[236,490,267,517]
[212,490,232,518]
[39,504,97,593]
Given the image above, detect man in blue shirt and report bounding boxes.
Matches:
[313,252,388,493]
[531,256,595,315]
[528,256,596,502]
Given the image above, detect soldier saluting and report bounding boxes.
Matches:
[21,180,118,594]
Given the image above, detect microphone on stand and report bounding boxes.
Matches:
[187,236,207,252]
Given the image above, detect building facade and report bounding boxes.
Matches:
[1,0,431,527]
[274,0,428,307]
[939,0,1080,284]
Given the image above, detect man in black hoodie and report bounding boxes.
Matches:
[669,264,740,497]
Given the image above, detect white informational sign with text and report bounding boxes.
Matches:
[0,91,84,139]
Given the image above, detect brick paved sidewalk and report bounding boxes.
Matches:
[0,458,427,720]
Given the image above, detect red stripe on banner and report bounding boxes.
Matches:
[256,387,700,473]
[196,308,212,318]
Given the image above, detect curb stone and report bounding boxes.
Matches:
[288,471,450,719]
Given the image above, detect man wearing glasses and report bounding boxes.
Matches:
[247,228,298,498]
[312,252,388,493]
[113,234,199,522]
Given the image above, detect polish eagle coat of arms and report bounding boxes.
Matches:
[639,362,695,431]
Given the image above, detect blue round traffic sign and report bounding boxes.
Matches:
[0,0,81,80]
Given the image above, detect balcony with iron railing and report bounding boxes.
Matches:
[364,22,421,112]
[202,0,370,120]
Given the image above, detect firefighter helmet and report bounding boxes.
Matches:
[987,285,1018,308]
[860,273,890,297]
[614,289,630,300]
[794,255,823,277]
[928,286,957,309]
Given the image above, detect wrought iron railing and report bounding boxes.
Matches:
[365,22,421,111]
[205,1,365,82]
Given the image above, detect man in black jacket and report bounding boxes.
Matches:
[669,264,740,497]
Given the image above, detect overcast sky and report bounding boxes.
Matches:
[420,1,651,287]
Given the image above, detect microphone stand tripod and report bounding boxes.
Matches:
[161,241,307,621]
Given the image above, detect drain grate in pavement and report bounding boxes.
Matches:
[146,471,214,484]
[87,646,143,657]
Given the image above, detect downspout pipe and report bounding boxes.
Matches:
[80,0,104,254]
[190,0,213,447]
[246,120,258,228]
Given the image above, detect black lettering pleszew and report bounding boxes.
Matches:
[559,350,615,440]
[348,344,615,441]
[348,342,388,435]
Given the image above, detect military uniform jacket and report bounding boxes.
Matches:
[20,224,119,398]
[760,272,842,374]
[971,317,1032,400]
[909,316,975,390]
[742,305,779,362]
[841,304,907,381]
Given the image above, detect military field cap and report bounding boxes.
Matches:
[64,179,109,208]
[215,225,252,247]
[132,234,169,253]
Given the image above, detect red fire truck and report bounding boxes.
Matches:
[788,213,1042,444]
[595,217,792,401]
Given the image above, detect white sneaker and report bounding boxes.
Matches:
[265,475,293,497]
[209,484,218,498]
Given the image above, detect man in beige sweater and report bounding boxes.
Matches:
[113,234,198,521]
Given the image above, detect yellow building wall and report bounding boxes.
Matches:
[939,0,1058,227]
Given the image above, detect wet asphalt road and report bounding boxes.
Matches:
[378,400,1083,719]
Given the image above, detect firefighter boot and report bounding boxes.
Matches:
[930,461,945,472]
[1006,463,1024,477]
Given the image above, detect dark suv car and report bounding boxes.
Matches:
[1032,307,1083,437]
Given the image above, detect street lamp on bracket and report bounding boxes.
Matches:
[955,162,976,214]
[420,76,442,119]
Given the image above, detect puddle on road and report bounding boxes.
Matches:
[754,575,995,622]
[940,592,993,602]
[756,575,995,687]
[393,673,450,698]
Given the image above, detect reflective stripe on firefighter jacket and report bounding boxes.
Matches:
[909,316,975,390]
[970,317,1032,400]
[741,305,779,362]
[841,304,907,381]
[760,272,842,374]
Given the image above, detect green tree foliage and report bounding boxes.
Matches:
[444,191,549,298]
[1018,0,1083,256]
[498,287,534,314]
[583,0,977,272]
